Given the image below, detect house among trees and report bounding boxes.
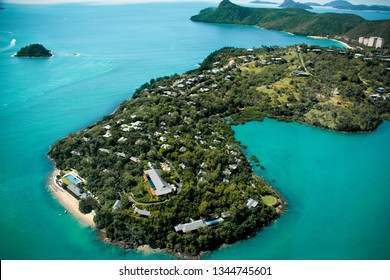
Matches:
[369,94,383,101]
[246,198,259,209]
[134,207,151,217]
[130,156,140,163]
[99,148,110,154]
[376,87,386,94]
[174,219,206,233]
[292,70,310,77]
[112,200,121,211]
[144,164,173,196]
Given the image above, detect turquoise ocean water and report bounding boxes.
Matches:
[0,2,389,259]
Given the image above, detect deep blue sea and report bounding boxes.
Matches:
[0,2,389,260]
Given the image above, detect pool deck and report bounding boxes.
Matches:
[64,171,83,185]
[49,169,95,228]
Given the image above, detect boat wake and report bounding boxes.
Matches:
[1,38,16,52]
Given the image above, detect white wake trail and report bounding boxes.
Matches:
[1,38,16,52]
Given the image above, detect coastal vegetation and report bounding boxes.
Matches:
[15,44,52,58]
[49,45,389,257]
[79,197,99,214]
[190,0,390,46]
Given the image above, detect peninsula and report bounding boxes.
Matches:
[48,44,389,258]
[191,0,390,46]
[15,44,52,58]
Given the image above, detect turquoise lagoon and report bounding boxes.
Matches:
[0,2,389,259]
[207,119,390,259]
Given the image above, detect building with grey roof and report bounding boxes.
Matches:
[130,156,140,163]
[134,207,151,217]
[99,148,110,154]
[66,184,87,200]
[246,198,259,209]
[112,200,121,211]
[144,166,173,196]
[115,152,126,158]
[174,219,206,233]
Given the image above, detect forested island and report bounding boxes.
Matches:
[15,44,52,58]
[323,0,390,12]
[304,2,322,7]
[280,0,312,10]
[191,0,390,46]
[251,1,278,4]
[49,45,389,258]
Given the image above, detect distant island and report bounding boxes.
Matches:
[250,1,278,4]
[280,0,312,10]
[324,0,390,11]
[250,0,390,11]
[49,44,389,258]
[324,0,353,9]
[191,0,390,46]
[15,44,52,58]
[304,2,322,6]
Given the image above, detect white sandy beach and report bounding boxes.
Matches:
[330,39,353,49]
[48,169,95,228]
[308,35,353,49]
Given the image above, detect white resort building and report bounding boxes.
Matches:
[174,219,206,233]
[358,36,385,48]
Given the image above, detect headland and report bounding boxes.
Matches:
[48,44,389,258]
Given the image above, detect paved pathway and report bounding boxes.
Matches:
[129,193,168,205]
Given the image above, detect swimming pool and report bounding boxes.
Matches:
[64,173,82,185]
[204,217,224,226]
[148,178,156,190]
